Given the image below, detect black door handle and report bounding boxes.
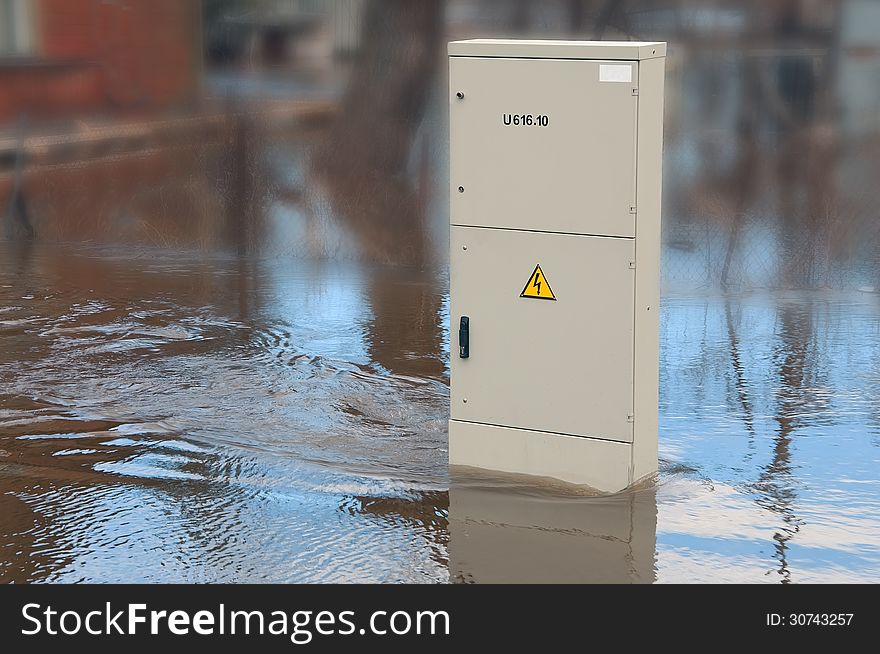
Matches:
[459,316,469,358]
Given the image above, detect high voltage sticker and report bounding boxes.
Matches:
[520,264,557,301]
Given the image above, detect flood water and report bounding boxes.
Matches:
[1,240,879,583]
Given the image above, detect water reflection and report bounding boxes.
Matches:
[0,490,64,583]
[724,300,757,446]
[659,292,880,583]
[756,299,814,582]
[364,269,446,378]
[1,243,880,582]
[449,468,657,584]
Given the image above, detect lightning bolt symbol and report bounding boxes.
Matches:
[533,272,542,296]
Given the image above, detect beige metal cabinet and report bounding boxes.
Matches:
[448,40,666,492]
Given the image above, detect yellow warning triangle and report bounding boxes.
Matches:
[520,264,557,301]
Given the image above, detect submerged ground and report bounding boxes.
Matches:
[1,241,878,583]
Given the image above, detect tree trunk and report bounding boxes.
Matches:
[312,0,443,265]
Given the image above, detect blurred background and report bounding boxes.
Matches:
[1,1,880,583]
[1,0,877,287]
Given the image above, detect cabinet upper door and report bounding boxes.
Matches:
[450,56,639,238]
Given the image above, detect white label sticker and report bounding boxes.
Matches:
[599,64,633,83]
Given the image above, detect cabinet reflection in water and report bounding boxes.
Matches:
[449,467,657,584]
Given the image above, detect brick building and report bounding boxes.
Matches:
[0,0,202,124]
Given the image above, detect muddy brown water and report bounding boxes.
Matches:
[1,241,879,582]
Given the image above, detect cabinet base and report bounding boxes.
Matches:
[449,419,647,493]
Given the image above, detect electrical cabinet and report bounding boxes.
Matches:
[448,40,666,492]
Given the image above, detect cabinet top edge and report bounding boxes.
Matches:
[448,39,667,60]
